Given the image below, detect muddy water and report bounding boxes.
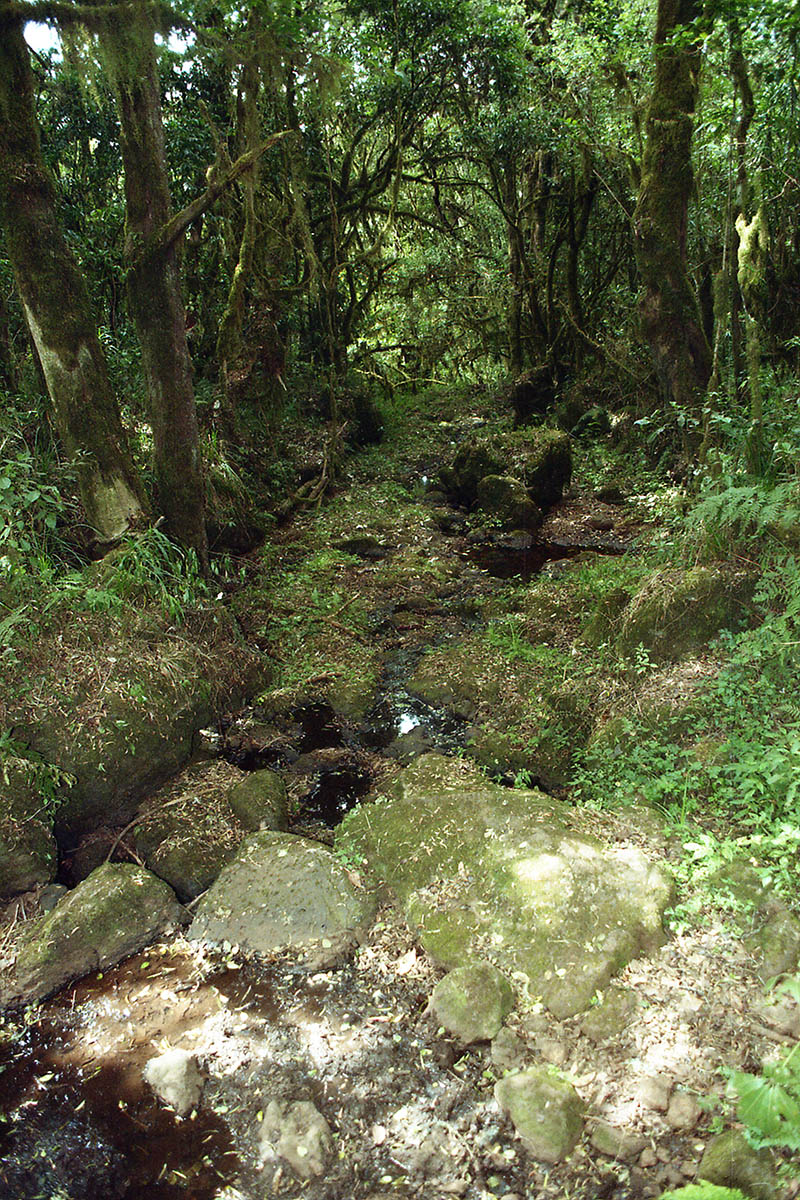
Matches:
[0,948,317,1200]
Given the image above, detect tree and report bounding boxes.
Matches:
[93,0,209,566]
[0,14,148,547]
[634,0,712,418]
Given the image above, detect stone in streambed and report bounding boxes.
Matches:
[143,1049,204,1117]
[0,862,186,1009]
[429,962,514,1043]
[259,1099,332,1179]
[226,769,288,831]
[189,831,376,967]
[495,1067,585,1163]
[340,754,673,1018]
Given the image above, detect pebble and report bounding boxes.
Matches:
[636,1075,671,1112]
[639,1147,658,1168]
[536,1036,569,1066]
[666,1091,702,1130]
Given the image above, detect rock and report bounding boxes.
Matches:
[335,535,390,560]
[594,485,626,505]
[225,769,288,832]
[387,1103,469,1184]
[38,883,68,912]
[0,759,58,898]
[0,811,57,899]
[143,1049,203,1116]
[579,985,638,1043]
[636,1075,672,1113]
[134,762,254,902]
[536,1036,569,1066]
[339,754,673,1018]
[572,406,612,437]
[491,1027,525,1073]
[751,997,800,1036]
[614,566,756,663]
[259,1099,332,1180]
[658,1187,749,1199]
[698,1129,779,1200]
[640,1147,658,1167]
[747,905,800,981]
[440,429,571,511]
[0,863,186,1009]
[665,1092,702,1130]
[590,1120,648,1160]
[495,1067,585,1163]
[510,366,555,425]
[429,962,514,1044]
[189,831,376,967]
[475,475,542,532]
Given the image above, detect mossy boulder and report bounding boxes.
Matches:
[0,759,58,898]
[189,831,377,967]
[226,769,288,832]
[475,475,542,531]
[614,566,756,662]
[409,635,595,784]
[339,754,673,1018]
[0,863,186,1009]
[698,1130,779,1200]
[429,962,514,1043]
[440,429,571,510]
[659,1188,748,1200]
[495,1067,585,1162]
[134,762,263,903]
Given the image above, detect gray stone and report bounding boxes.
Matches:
[636,1075,672,1113]
[665,1092,702,1130]
[189,831,377,966]
[536,1036,569,1067]
[491,1027,525,1073]
[590,1120,648,1161]
[579,985,638,1043]
[495,1067,585,1163]
[260,1099,331,1179]
[143,1049,203,1117]
[698,1129,779,1200]
[226,770,288,832]
[430,962,514,1044]
[339,754,673,1018]
[0,863,186,1009]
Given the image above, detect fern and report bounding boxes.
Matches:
[687,480,800,555]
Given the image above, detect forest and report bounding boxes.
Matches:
[1,1,800,1198]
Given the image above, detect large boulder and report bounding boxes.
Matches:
[613,566,756,662]
[439,429,571,510]
[0,759,58,898]
[189,831,377,966]
[338,754,673,1018]
[475,475,542,531]
[134,761,268,902]
[0,863,186,1009]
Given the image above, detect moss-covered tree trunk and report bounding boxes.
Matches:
[0,20,147,546]
[634,0,711,415]
[96,2,208,567]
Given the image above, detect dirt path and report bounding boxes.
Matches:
[2,399,798,1200]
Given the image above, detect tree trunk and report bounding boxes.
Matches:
[0,20,147,546]
[96,2,208,567]
[634,0,712,414]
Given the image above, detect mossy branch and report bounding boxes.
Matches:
[0,0,189,33]
[136,131,293,265]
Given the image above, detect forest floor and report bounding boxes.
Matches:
[1,387,799,1200]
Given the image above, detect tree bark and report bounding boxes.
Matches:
[0,19,147,545]
[96,0,208,567]
[634,0,712,413]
